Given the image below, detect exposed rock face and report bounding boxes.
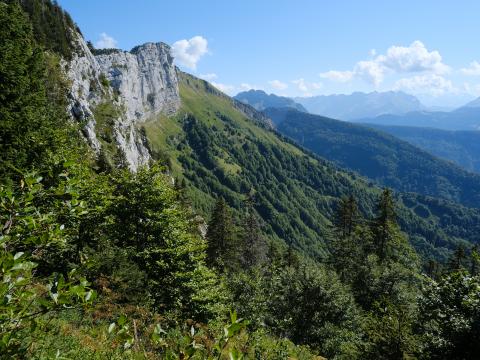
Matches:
[65,32,104,153]
[65,32,180,171]
[96,43,180,121]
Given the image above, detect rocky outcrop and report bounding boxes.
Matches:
[96,43,180,121]
[65,32,180,171]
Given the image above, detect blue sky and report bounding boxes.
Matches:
[59,0,480,107]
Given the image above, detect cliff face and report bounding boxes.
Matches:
[96,43,180,120]
[65,32,180,171]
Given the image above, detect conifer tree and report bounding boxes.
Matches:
[372,188,397,262]
[330,195,365,282]
[206,197,236,269]
[240,194,267,269]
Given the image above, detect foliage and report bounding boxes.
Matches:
[419,271,480,359]
[0,171,96,358]
[16,0,78,59]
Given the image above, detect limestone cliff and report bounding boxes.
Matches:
[65,31,180,171]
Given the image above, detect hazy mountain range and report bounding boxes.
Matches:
[234,89,307,112]
[294,91,425,120]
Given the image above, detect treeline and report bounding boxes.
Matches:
[204,190,480,359]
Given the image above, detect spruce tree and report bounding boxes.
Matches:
[206,197,236,269]
[330,195,365,282]
[372,188,397,262]
[240,195,267,269]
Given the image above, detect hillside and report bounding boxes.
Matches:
[234,89,307,113]
[136,74,480,261]
[266,107,480,210]
[365,124,480,173]
[294,91,424,120]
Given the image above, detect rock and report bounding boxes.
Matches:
[64,30,181,171]
[96,42,180,121]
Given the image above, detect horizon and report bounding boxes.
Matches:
[59,0,480,107]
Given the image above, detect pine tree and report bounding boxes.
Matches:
[334,195,361,238]
[372,188,397,262]
[330,195,365,282]
[448,245,467,272]
[206,197,236,269]
[240,194,267,269]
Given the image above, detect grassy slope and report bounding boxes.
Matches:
[142,72,480,262]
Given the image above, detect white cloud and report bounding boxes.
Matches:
[292,78,309,92]
[239,83,263,91]
[199,73,218,81]
[462,82,480,96]
[172,36,208,70]
[268,80,288,90]
[354,60,385,86]
[291,78,321,95]
[319,41,449,87]
[379,40,449,74]
[319,70,354,83]
[461,61,480,76]
[95,32,118,49]
[211,82,235,94]
[394,74,455,96]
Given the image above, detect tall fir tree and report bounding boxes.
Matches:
[330,195,366,282]
[239,194,267,269]
[372,188,397,262]
[206,197,237,269]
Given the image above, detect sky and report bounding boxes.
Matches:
[59,0,480,108]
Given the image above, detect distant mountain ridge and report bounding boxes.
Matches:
[356,106,480,131]
[294,91,425,120]
[234,90,307,112]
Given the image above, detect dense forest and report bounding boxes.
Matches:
[267,107,480,209]
[1,1,480,359]
[366,124,480,174]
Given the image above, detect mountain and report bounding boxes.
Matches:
[356,106,480,130]
[5,1,480,358]
[234,89,307,113]
[266,107,480,210]
[363,124,480,174]
[294,91,425,120]
[49,27,478,261]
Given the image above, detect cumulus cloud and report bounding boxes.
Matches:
[95,32,118,49]
[354,60,385,86]
[394,74,455,96]
[292,78,322,95]
[211,82,235,94]
[199,73,218,81]
[268,80,288,90]
[379,40,449,74]
[461,61,480,76]
[319,70,354,82]
[320,41,449,87]
[172,36,208,70]
[239,83,263,91]
[292,78,309,93]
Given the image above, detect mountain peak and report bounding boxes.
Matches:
[295,91,425,120]
[234,90,307,112]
